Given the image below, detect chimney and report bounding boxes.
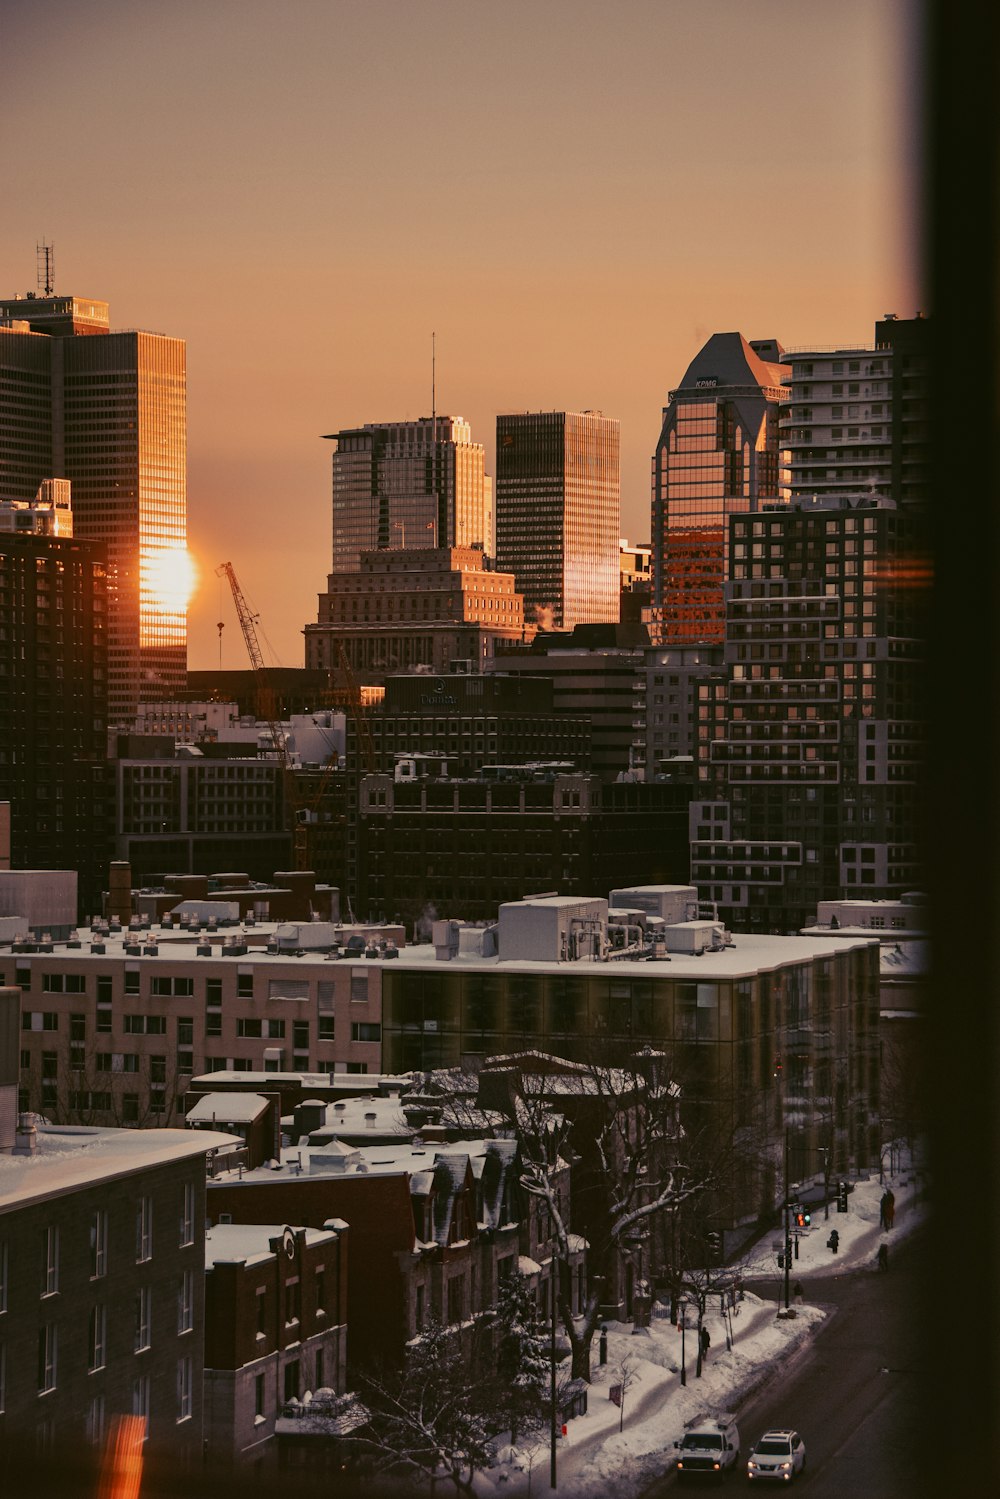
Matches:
[108,860,133,926]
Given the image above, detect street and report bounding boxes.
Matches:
[644,1230,927,1498]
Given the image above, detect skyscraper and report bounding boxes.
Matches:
[324,415,492,574]
[494,410,620,630]
[650,333,787,645]
[0,291,188,723]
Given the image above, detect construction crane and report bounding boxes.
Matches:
[217,561,313,869]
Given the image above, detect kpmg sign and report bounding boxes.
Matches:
[695,377,718,388]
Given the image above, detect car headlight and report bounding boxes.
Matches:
[747,1461,758,1470]
[780,1461,791,1469]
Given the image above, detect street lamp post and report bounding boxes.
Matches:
[679,1298,687,1386]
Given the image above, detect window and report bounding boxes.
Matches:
[88,1304,107,1371]
[124,971,140,996]
[255,1372,266,1422]
[86,1394,105,1446]
[178,1269,194,1334]
[237,973,254,999]
[267,1019,286,1039]
[293,1020,309,1051]
[315,1347,325,1390]
[177,1355,192,1422]
[177,1018,193,1045]
[350,972,368,1003]
[38,1323,57,1393]
[22,1012,58,1032]
[237,1018,262,1038]
[284,1278,300,1326]
[42,1225,59,1297]
[180,1181,195,1246]
[134,1286,152,1351]
[256,1287,267,1336]
[415,1284,425,1330]
[136,1196,153,1262]
[152,977,194,997]
[283,1360,300,1403]
[315,1267,326,1317]
[318,1016,335,1041]
[132,1374,150,1426]
[351,1023,381,1043]
[447,1274,466,1325]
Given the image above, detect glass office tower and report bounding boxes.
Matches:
[650,333,787,645]
[0,293,188,723]
[495,410,620,631]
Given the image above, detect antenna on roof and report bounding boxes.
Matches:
[36,240,54,296]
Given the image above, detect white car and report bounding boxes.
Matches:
[746,1429,806,1482]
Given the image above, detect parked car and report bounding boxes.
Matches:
[746,1429,806,1482]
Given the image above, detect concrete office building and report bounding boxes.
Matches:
[305,545,524,683]
[650,333,787,645]
[495,410,620,630]
[324,415,493,574]
[0,290,187,723]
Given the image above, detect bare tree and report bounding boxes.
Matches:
[355,1318,495,1495]
[487,1049,715,1383]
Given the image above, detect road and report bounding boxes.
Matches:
[645,1230,928,1498]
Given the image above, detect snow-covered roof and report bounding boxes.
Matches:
[186,1091,270,1124]
[0,1125,240,1212]
[205,1221,337,1268]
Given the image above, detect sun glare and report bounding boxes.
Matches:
[143,547,197,613]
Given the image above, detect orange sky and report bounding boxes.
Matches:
[2,0,922,670]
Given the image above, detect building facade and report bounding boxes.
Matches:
[0,530,111,916]
[495,410,620,630]
[780,315,930,511]
[650,333,787,644]
[0,292,188,723]
[324,416,492,575]
[305,545,524,683]
[689,496,927,932]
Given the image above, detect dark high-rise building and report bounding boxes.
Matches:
[689,495,927,932]
[0,530,110,915]
[0,291,188,724]
[495,410,620,630]
[650,334,787,645]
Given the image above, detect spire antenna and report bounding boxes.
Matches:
[36,240,55,296]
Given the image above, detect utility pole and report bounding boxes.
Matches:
[550,1267,558,1488]
[783,1128,791,1311]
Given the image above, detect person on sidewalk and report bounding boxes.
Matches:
[700,1326,711,1361]
[885,1189,896,1229]
[793,1280,804,1305]
[877,1242,889,1272]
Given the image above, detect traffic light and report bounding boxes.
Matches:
[797,1207,811,1228]
[837,1180,849,1212]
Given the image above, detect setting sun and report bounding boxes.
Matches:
[142,545,197,615]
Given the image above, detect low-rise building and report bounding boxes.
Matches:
[203,1219,348,1473]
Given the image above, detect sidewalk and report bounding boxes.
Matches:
[477,1161,926,1499]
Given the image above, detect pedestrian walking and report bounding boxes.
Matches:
[700,1326,711,1360]
[877,1242,889,1272]
[879,1191,890,1230]
[793,1280,804,1305]
[885,1189,896,1230]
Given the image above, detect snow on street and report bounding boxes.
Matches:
[477,1162,926,1498]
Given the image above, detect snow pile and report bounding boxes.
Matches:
[477,1160,926,1499]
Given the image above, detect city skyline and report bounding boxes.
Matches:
[2,0,921,669]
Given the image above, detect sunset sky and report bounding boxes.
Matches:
[2,0,922,671]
